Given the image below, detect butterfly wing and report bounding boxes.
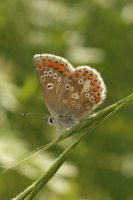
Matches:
[34,54,106,128]
[61,66,107,121]
[33,54,74,119]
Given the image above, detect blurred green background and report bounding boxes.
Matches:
[0,0,133,199]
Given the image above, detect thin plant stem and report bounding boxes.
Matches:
[12,93,133,200]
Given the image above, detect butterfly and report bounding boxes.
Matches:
[33,54,106,130]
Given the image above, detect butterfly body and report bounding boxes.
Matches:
[34,54,106,129]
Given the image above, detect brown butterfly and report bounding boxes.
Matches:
[33,54,106,130]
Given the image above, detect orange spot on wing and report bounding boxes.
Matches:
[59,65,65,72]
[92,87,100,92]
[64,71,70,76]
[83,71,88,76]
[88,74,93,80]
[69,74,74,79]
[48,61,53,67]
[95,96,101,103]
[91,93,101,104]
[75,72,81,78]
[51,62,55,68]
[91,80,97,86]
[35,60,44,68]
[54,63,59,69]
[47,61,59,69]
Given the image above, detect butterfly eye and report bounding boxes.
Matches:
[48,116,55,125]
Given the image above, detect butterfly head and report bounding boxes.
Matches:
[48,114,78,130]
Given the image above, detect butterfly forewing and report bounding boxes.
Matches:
[34,54,74,119]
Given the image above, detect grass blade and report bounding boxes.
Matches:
[12,93,133,200]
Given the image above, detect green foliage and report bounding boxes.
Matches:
[0,0,133,200]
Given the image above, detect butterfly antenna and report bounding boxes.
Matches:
[21,112,47,117]
[21,113,49,125]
